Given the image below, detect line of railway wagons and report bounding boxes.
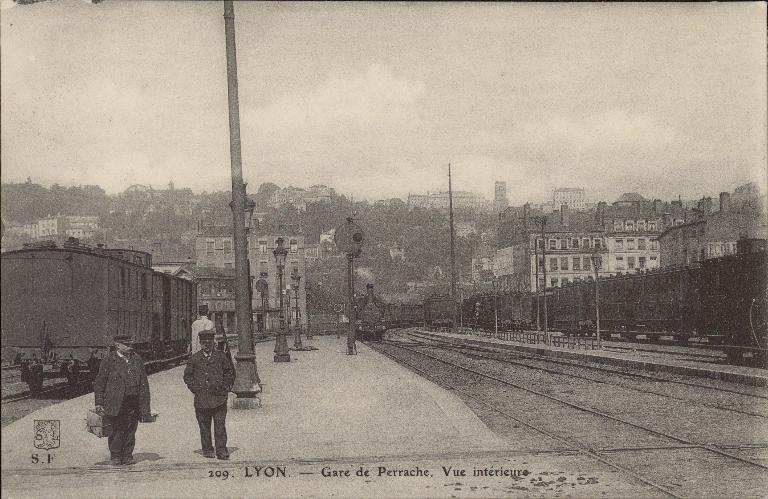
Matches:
[367,242,766,367]
[465,242,767,367]
[1,240,196,392]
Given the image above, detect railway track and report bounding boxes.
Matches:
[402,330,768,418]
[373,329,768,498]
[1,352,189,428]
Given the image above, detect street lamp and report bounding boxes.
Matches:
[291,269,303,349]
[590,253,602,349]
[273,237,290,362]
[305,282,313,340]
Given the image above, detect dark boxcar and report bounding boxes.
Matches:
[424,294,455,329]
[699,250,766,366]
[1,243,196,391]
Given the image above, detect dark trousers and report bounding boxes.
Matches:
[107,395,139,460]
[195,404,227,456]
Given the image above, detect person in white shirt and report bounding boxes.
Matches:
[190,305,214,353]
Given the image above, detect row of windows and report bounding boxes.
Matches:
[537,238,603,251]
[206,239,300,257]
[614,238,659,251]
[610,219,658,232]
[614,255,657,270]
[544,256,594,272]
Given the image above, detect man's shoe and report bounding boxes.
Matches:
[109,458,122,466]
[216,454,229,460]
[202,451,216,459]
[122,456,136,465]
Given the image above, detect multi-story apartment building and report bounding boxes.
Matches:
[495,204,608,292]
[267,184,333,211]
[195,224,307,332]
[38,217,60,238]
[5,215,101,242]
[193,266,236,333]
[598,198,666,273]
[659,190,768,267]
[553,188,587,211]
[407,191,492,213]
[64,216,99,239]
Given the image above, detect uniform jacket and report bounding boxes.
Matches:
[94,351,151,417]
[183,350,235,409]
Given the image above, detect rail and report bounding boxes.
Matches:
[424,326,601,350]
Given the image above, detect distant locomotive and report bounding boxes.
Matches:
[356,284,386,341]
[1,240,197,392]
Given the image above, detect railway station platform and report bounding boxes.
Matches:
[1,335,655,498]
[417,329,768,387]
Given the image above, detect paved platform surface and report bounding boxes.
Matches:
[2,336,655,498]
[418,329,768,386]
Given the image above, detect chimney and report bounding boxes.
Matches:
[597,201,607,226]
[560,204,569,226]
[719,192,730,212]
[653,199,661,214]
[523,203,530,226]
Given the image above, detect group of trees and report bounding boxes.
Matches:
[2,180,496,301]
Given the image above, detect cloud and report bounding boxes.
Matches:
[244,65,426,136]
[516,109,679,151]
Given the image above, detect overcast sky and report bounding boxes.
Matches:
[1,1,766,204]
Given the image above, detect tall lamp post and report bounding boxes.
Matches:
[590,253,602,349]
[223,0,260,408]
[291,270,303,349]
[305,283,313,340]
[273,237,290,362]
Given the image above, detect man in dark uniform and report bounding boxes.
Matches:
[183,330,234,460]
[94,335,151,465]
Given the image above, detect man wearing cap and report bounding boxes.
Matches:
[190,305,214,353]
[183,330,235,460]
[94,335,151,465]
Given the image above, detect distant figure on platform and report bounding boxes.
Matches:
[190,305,214,353]
[94,335,152,466]
[183,330,235,460]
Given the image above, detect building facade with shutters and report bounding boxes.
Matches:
[195,224,307,333]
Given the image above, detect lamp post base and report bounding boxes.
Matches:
[231,354,262,410]
[274,330,291,362]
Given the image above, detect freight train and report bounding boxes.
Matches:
[1,240,197,392]
[464,240,767,367]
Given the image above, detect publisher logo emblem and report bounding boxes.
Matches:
[33,420,60,450]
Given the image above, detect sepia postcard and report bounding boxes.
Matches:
[1,1,767,498]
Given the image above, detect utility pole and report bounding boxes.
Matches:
[448,164,457,332]
[534,236,540,331]
[541,217,548,344]
[223,0,260,408]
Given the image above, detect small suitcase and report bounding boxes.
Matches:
[85,409,112,438]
